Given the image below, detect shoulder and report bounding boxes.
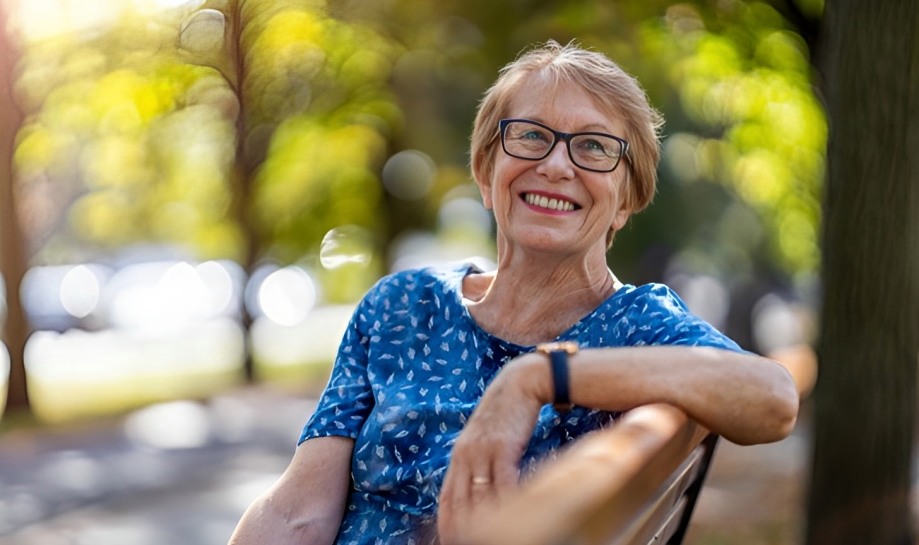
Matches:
[357,260,474,314]
[611,283,742,350]
[613,283,690,316]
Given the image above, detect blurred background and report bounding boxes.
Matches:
[0,0,832,543]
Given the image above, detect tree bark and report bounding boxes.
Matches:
[227,0,258,382]
[807,1,919,544]
[0,3,31,413]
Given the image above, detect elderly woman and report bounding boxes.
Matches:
[228,41,799,545]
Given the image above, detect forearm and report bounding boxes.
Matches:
[511,345,799,445]
[228,436,353,545]
[228,491,342,545]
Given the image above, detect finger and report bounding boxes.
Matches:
[492,457,518,489]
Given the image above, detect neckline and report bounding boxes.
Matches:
[447,261,632,350]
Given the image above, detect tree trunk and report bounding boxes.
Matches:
[184,0,258,382]
[807,1,919,544]
[0,3,32,413]
[227,0,258,382]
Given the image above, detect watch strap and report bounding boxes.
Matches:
[549,349,572,410]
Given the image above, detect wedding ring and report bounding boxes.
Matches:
[471,476,492,485]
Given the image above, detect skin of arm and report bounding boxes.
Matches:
[437,346,800,544]
[228,435,354,545]
[509,345,799,447]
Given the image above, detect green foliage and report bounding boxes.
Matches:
[647,1,825,273]
[237,1,400,259]
[11,0,825,292]
[342,0,827,279]
[13,10,243,262]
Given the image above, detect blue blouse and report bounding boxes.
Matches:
[300,262,743,545]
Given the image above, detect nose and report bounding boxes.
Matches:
[536,138,576,179]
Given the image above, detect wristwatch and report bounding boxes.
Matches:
[535,341,579,410]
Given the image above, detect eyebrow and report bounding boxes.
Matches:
[521,117,617,134]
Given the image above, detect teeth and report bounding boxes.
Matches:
[525,193,575,211]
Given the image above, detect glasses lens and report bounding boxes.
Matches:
[503,121,554,159]
[570,134,623,172]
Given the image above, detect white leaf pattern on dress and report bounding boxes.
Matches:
[299,262,744,545]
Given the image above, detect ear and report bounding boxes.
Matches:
[611,205,631,231]
[473,163,494,210]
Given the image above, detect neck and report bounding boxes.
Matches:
[464,253,620,345]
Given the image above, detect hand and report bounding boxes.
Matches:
[437,356,549,544]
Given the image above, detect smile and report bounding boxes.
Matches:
[523,192,579,212]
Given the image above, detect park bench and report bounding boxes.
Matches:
[465,351,815,545]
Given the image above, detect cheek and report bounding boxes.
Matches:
[490,159,527,199]
[592,176,630,229]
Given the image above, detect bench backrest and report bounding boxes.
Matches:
[465,353,815,545]
[468,403,712,545]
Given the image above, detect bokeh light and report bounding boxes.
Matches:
[100,260,240,333]
[381,149,436,200]
[124,400,212,450]
[255,266,317,327]
[319,225,374,270]
[437,191,492,237]
[59,264,102,319]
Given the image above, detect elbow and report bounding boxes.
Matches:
[770,361,803,440]
[741,370,801,446]
[767,391,800,443]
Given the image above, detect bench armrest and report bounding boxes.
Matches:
[469,404,708,545]
[464,351,815,545]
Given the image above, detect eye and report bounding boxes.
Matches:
[582,138,607,152]
[516,128,550,142]
[574,137,611,155]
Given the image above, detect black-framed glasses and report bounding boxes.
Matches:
[499,118,629,173]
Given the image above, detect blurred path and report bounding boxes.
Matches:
[688,404,812,545]
[0,387,312,545]
[0,387,809,545]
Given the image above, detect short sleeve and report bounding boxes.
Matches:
[627,284,745,353]
[299,299,375,445]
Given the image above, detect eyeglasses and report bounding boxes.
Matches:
[499,118,629,173]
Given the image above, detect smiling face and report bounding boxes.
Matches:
[474,75,633,258]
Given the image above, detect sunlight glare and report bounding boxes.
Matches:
[9,0,209,42]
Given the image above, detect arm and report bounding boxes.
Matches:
[228,435,354,545]
[513,345,799,445]
[468,346,799,456]
[438,346,799,544]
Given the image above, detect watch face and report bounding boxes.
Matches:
[536,341,579,355]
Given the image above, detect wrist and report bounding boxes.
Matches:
[536,341,579,410]
[506,353,555,406]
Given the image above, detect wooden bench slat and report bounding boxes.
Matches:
[469,404,708,545]
[463,355,814,545]
[611,441,710,545]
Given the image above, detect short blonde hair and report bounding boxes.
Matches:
[470,40,663,218]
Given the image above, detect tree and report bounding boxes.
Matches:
[0,0,31,413]
[807,0,919,543]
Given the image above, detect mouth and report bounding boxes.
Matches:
[522,192,580,212]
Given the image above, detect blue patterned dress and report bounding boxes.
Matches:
[299,261,743,545]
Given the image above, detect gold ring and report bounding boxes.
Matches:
[471,476,492,485]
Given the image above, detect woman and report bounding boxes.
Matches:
[227,40,799,545]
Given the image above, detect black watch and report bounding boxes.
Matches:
[535,341,579,410]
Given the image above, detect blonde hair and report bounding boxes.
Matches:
[470,40,663,221]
